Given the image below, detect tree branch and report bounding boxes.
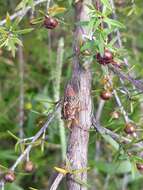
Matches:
[18,45,25,138]
[110,65,143,92]
[0,100,61,185]
[92,117,143,148]
[54,38,66,161]
[109,0,128,66]
[0,0,47,26]
[66,1,92,190]
[49,173,64,190]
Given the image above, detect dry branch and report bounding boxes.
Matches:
[92,117,143,148]
[110,65,143,92]
[0,100,61,187]
[11,101,61,171]
[49,173,64,190]
[0,0,47,26]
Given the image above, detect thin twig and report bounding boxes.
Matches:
[54,38,66,160]
[46,0,51,11]
[10,101,60,171]
[0,181,4,190]
[18,45,25,138]
[0,0,47,26]
[107,76,130,123]
[122,174,128,190]
[109,0,128,66]
[92,117,143,148]
[112,89,129,123]
[110,65,143,92]
[49,173,64,190]
[0,101,61,184]
[95,99,105,122]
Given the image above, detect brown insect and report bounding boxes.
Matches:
[62,84,80,129]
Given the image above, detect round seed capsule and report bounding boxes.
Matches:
[4,171,16,183]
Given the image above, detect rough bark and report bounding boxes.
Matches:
[67,1,92,190]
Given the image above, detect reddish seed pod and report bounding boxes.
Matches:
[104,49,113,61]
[124,122,136,134]
[136,163,143,172]
[24,161,34,173]
[96,49,113,65]
[96,53,105,65]
[100,90,112,100]
[43,16,58,29]
[4,171,16,183]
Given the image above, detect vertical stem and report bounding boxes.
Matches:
[67,1,92,190]
[109,0,128,67]
[18,45,25,138]
[54,38,66,160]
[95,99,105,122]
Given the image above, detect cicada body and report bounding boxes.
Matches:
[62,84,80,128]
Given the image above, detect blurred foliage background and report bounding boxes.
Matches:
[0,0,143,189]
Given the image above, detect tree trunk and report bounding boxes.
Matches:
[67,1,92,190]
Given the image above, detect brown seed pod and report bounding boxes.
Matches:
[96,49,113,65]
[136,163,143,172]
[111,111,120,119]
[24,161,34,173]
[124,122,136,134]
[104,49,113,61]
[100,90,112,100]
[4,171,16,183]
[43,16,58,29]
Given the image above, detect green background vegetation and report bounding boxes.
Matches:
[0,0,143,189]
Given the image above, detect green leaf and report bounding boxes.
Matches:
[13,28,34,35]
[76,21,89,27]
[0,39,8,48]
[6,12,11,28]
[109,37,117,46]
[0,150,17,160]
[74,177,91,188]
[127,8,135,16]
[98,34,105,56]
[102,134,119,150]
[15,141,20,152]
[85,4,95,10]
[5,183,24,190]
[7,130,20,141]
[131,161,136,179]
[12,37,23,46]
[104,18,125,28]
[32,17,45,25]
[93,160,132,174]
[48,5,66,16]
[16,0,34,11]
[100,0,112,10]
[15,1,25,10]
[29,187,39,190]
[29,0,34,11]
[0,27,7,34]
[80,41,92,51]
[93,19,102,30]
